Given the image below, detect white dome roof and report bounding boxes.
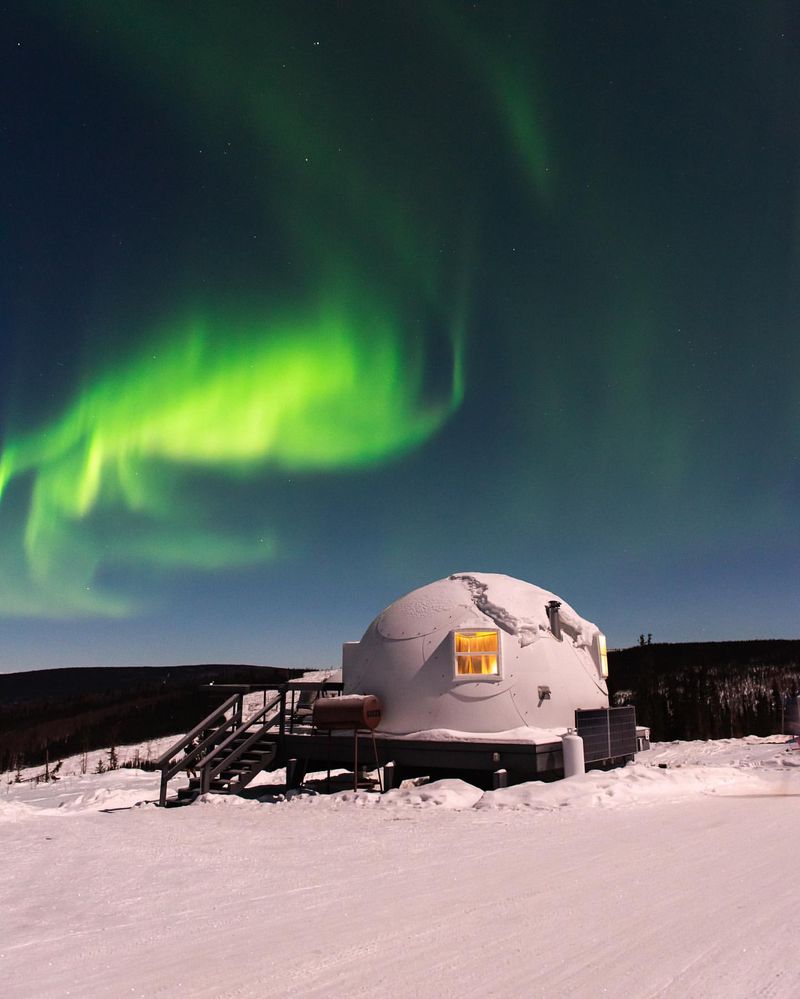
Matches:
[343,572,608,735]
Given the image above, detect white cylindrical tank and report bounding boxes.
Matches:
[342,572,609,735]
[561,730,586,777]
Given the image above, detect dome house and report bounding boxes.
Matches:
[160,571,636,804]
[343,572,609,736]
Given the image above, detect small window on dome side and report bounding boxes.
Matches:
[454,630,499,677]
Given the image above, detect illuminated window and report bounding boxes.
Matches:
[454,630,500,677]
[596,633,609,678]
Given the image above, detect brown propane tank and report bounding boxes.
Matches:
[312,694,382,731]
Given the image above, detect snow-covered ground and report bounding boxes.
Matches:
[3,736,800,998]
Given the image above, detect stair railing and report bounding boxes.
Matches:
[157,692,243,805]
[200,691,285,793]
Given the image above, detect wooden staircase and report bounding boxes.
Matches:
[175,734,277,804]
[157,691,283,806]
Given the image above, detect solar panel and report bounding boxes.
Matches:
[575,706,637,763]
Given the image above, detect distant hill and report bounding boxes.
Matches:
[0,663,306,772]
[608,640,800,740]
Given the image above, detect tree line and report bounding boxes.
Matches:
[608,639,800,741]
[0,664,302,773]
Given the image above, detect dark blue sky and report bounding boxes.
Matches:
[1,2,798,671]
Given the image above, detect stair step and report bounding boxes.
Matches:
[213,751,272,770]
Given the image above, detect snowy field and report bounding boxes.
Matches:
[3,736,800,998]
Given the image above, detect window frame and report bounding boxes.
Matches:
[451,628,503,682]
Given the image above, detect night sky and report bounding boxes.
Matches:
[2,2,798,672]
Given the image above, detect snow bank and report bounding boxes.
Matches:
[1,769,161,816]
[329,778,485,810]
[0,799,40,823]
[637,734,800,769]
[380,778,485,809]
[478,764,753,811]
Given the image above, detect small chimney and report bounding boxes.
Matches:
[546,600,562,639]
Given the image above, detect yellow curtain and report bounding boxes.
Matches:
[456,653,498,675]
[454,630,498,654]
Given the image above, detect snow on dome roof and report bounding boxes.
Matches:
[375,572,595,650]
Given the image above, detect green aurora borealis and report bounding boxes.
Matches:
[2,2,469,621]
[1,2,799,667]
[0,300,464,616]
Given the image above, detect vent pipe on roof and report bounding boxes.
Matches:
[546,600,562,639]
